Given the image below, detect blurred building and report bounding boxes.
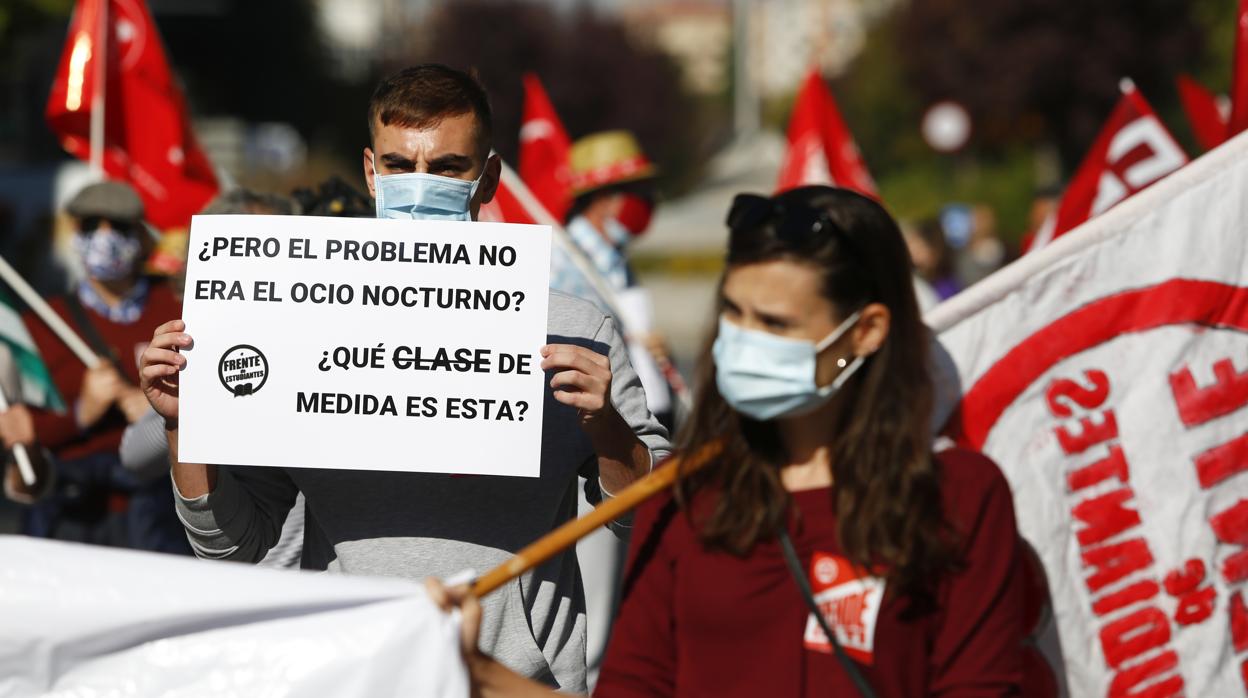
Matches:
[748,0,896,96]
[621,3,732,95]
[620,0,898,100]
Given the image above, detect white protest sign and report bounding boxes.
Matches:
[179,215,551,477]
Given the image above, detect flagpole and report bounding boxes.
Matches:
[471,439,723,597]
[89,0,107,178]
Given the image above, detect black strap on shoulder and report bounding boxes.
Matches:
[61,292,124,374]
[777,528,877,698]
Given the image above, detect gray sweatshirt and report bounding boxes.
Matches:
[173,291,671,692]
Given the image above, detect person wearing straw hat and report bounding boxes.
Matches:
[17,180,188,553]
[561,131,657,293]
[563,131,674,424]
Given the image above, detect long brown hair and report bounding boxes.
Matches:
[676,186,957,605]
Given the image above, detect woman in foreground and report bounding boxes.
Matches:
[430,185,1025,697]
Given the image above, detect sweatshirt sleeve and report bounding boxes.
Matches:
[928,452,1025,696]
[119,409,170,482]
[594,496,680,698]
[579,313,671,533]
[173,464,299,563]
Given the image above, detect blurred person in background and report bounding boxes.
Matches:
[562,131,654,294]
[19,181,188,554]
[954,204,1008,287]
[428,185,1024,696]
[562,131,675,433]
[904,218,961,301]
[1020,186,1061,254]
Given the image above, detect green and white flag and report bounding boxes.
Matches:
[0,288,64,412]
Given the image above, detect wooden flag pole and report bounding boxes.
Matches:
[471,439,723,598]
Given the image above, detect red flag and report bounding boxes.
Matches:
[518,73,572,222]
[776,68,877,198]
[1231,0,1248,136]
[1038,81,1187,249]
[46,0,218,229]
[1176,74,1229,151]
[479,177,538,225]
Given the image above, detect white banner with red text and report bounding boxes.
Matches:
[928,131,1248,696]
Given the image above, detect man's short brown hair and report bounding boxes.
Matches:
[367,64,493,157]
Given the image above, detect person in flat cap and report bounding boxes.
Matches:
[12,179,188,553]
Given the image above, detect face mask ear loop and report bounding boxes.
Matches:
[469,154,495,202]
[813,310,863,394]
[815,310,862,353]
[829,354,865,392]
[469,167,485,201]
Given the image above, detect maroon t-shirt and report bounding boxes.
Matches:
[596,448,1024,697]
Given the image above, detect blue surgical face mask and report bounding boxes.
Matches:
[713,310,864,421]
[74,227,143,282]
[604,217,632,248]
[373,154,484,221]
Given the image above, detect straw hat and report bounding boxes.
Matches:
[568,130,657,198]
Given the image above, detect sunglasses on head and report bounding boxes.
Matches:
[726,193,842,244]
[78,217,138,235]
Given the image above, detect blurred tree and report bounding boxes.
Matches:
[898,0,1204,169]
[156,0,370,153]
[1191,0,1239,90]
[0,0,77,159]
[0,0,74,66]
[402,0,706,196]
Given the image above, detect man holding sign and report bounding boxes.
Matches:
[141,65,669,692]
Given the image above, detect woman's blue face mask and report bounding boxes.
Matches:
[372,154,485,221]
[713,311,864,421]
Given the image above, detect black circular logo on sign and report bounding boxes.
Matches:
[218,344,268,397]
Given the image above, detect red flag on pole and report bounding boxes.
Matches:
[1035,80,1187,250]
[46,0,219,230]
[1230,0,1248,136]
[776,68,877,198]
[518,73,573,222]
[1176,74,1229,151]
